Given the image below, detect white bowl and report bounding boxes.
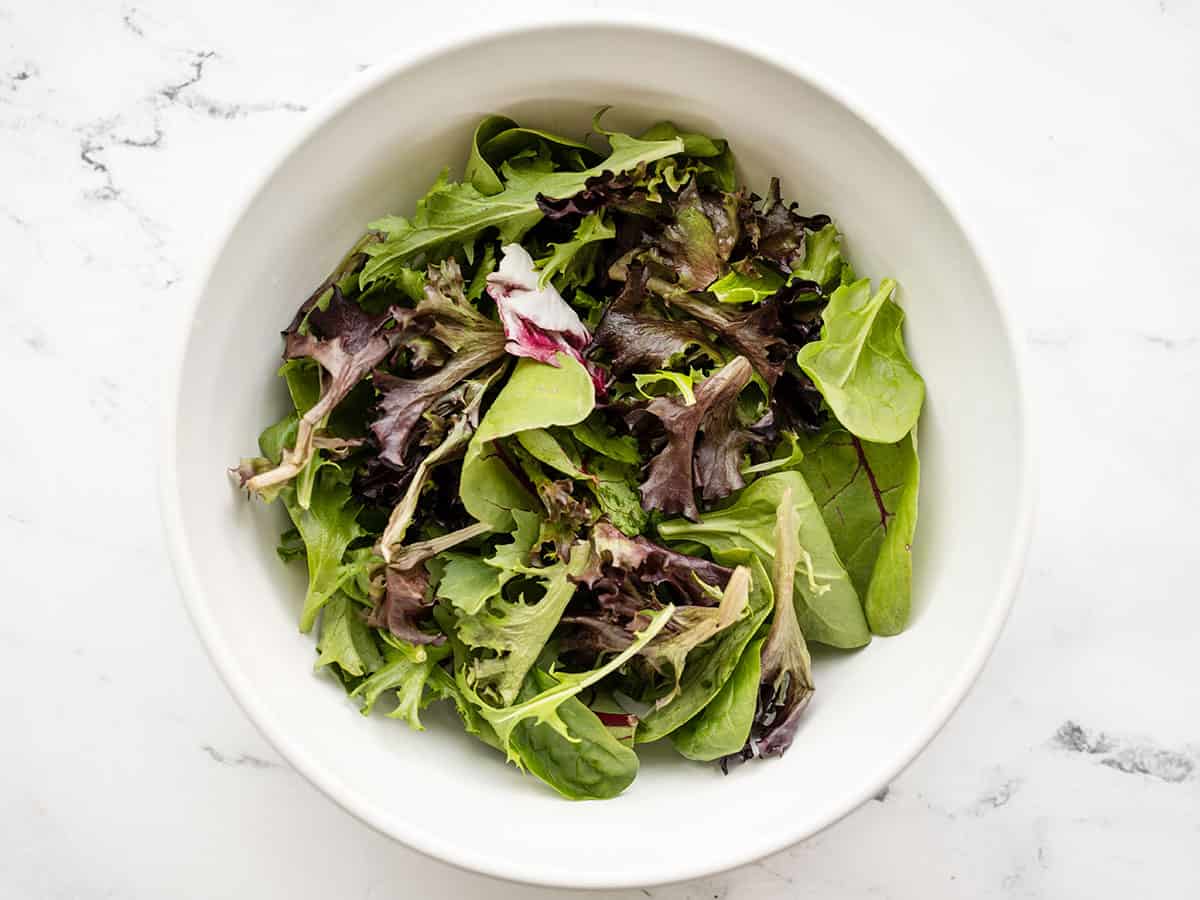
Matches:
[162,18,1034,889]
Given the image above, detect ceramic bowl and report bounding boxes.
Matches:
[163,18,1034,889]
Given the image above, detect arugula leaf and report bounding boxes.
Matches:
[509,668,639,800]
[670,635,764,761]
[796,277,925,444]
[657,471,870,648]
[636,555,772,743]
[460,605,675,760]
[315,593,382,677]
[460,353,595,529]
[797,425,919,635]
[362,131,683,285]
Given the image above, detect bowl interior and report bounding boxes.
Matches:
[167,23,1028,888]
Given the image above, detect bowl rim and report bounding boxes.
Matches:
[160,12,1036,890]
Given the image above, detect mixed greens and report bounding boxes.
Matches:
[233,111,925,800]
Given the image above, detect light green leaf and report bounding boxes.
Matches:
[670,635,765,761]
[709,264,784,305]
[566,414,642,465]
[282,464,364,633]
[741,431,804,476]
[634,369,700,406]
[536,213,615,289]
[797,425,920,635]
[516,429,590,481]
[461,605,676,761]
[796,277,925,444]
[457,550,590,706]
[315,593,382,677]
[587,456,648,536]
[435,554,501,616]
[362,131,683,285]
[636,555,772,743]
[789,223,844,290]
[351,642,449,730]
[657,471,870,649]
[460,354,596,529]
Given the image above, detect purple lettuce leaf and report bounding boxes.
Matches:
[628,356,754,520]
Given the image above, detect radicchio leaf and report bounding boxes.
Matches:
[240,286,404,498]
[630,356,754,520]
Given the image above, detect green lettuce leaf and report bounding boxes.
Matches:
[657,471,869,648]
[435,510,541,616]
[795,277,925,444]
[460,353,595,529]
[315,593,382,677]
[460,605,675,760]
[636,554,772,743]
[536,213,615,289]
[456,549,590,706]
[362,130,683,285]
[282,463,364,633]
[709,263,784,305]
[351,641,450,730]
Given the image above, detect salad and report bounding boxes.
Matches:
[233,112,925,800]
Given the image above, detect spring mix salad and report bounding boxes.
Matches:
[233,112,925,799]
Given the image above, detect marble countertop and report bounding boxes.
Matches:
[4,0,1198,896]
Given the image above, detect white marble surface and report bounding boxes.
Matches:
[3,0,1199,896]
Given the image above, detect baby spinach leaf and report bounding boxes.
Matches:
[670,635,764,761]
[797,425,919,635]
[460,353,595,529]
[516,428,589,480]
[657,472,869,648]
[460,605,675,760]
[509,668,639,800]
[362,131,683,285]
[315,592,382,677]
[636,554,772,744]
[795,277,925,444]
